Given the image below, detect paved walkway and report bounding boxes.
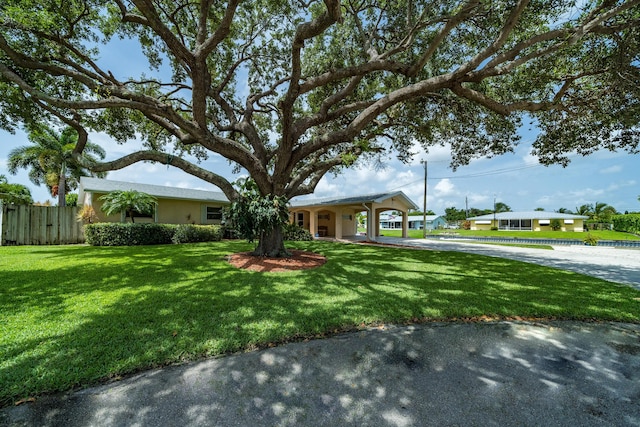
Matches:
[2,238,640,427]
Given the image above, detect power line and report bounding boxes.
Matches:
[388,163,544,192]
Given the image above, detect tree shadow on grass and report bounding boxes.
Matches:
[1,241,639,408]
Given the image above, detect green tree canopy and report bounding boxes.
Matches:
[592,201,618,223]
[99,190,158,223]
[556,207,573,214]
[444,207,467,222]
[575,204,594,217]
[494,202,512,213]
[226,178,291,257]
[7,126,106,206]
[1,0,639,254]
[0,174,33,205]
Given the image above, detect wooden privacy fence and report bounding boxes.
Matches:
[0,203,85,245]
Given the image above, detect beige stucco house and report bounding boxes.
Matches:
[467,211,589,232]
[290,192,418,240]
[79,177,228,225]
[79,178,418,240]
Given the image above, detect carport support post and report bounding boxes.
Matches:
[310,211,317,238]
[363,203,374,241]
[402,211,408,238]
[335,208,343,239]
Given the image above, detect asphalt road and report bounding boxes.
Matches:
[2,322,639,427]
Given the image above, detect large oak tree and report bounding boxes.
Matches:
[1,0,638,255]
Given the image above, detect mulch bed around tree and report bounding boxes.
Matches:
[228,250,327,272]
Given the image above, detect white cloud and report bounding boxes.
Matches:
[600,165,622,174]
[407,141,453,166]
[433,178,455,197]
[468,194,489,205]
[522,152,539,166]
[386,170,417,192]
[312,176,345,198]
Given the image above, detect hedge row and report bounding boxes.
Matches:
[85,222,316,246]
[85,223,222,246]
[612,214,640,235]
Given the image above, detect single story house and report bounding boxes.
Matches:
[289,192,418,240]
[79,178,418,240]
[379,214,447,231]
[467,211,589,232]
[79,177,228,225]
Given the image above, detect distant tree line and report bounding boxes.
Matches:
[444,200,631,224]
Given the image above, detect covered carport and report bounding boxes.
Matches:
[289,191,418,241]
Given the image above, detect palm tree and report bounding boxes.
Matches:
[7,126,106,206]
[593,201,617,223]
[494,202,512,213]
[574,204,594,217]
[556,207,573,214]
[99,190,158,223]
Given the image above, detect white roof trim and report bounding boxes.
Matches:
[79,177,228,203]
[468,211,588,221]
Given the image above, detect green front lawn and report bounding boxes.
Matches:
[1,240,639,406]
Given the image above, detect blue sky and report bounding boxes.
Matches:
[2,125,638,214]
[1,34,639,215]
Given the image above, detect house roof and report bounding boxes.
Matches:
[79,178,420,211]
[407,215,445,222]
[381,214,444,222]
[79,177,229,203]
[290,191,419,210]
[468,211,589,221]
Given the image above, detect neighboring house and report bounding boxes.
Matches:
[79,178,419,240]
[467,211,589,232]
[78,177,228,225]
[380,214,447,231]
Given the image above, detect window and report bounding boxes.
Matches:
[125,207,154,221]
[206,206,222,220]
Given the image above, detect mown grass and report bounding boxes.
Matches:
[1,240,639,406]
[378,228,640,240]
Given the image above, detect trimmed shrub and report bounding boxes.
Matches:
[583,233,599,246]
[85,223,175,246]
[171,224,222,244]
[85,223,223,246]
[283,223,313,241]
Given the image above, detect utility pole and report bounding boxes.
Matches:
[465,196,469,219]
[421,159,427,238]
[493,194,497,228]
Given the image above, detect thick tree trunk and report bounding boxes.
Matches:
[253,224,289,257]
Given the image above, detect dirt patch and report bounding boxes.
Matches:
[228,250,327,272]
